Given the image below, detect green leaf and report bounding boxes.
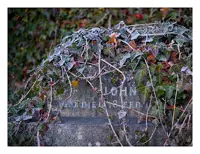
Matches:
[156,86,166,97]
[56,87,65,95]
[138,84,150,101]
[165,85,176,99]
[135,130,141,136]
[108,135,114,141]
[135,68,146,85]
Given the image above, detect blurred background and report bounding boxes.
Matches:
[8,8,192,104]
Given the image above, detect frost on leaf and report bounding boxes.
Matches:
[118,110,127,119]
[119,53,130,68]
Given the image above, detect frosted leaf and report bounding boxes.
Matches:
[186,69,192,76]
[118,110,127,119]
[95,142,101,146]
[78,67,85,74]
[131,31,140,40]
[48,55,54,62]
[54,47,61,56]
[181,66,188,72]
[119,53,130,68]
[58,59,65,66]
[38,76,43,81]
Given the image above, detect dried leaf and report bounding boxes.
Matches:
[147,54,156,63]
[108,33,117,44]
[72,80,79,87]
[160,8,169,19]
[129,40,137,49]
[170,51,178,63]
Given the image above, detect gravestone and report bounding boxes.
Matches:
[41,72,166,146]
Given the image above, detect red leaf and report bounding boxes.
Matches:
[170,51,178,63]
[134,14,143,20]
[49,82,54,86]
[167,105,176,110]
[92,40,97,45]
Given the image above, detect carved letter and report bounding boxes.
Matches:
[120,87,127,96]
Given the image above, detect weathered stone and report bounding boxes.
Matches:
[39,75,166,146]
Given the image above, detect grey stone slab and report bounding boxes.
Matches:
[41,119,165,146]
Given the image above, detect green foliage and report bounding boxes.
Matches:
[8,8,192,146]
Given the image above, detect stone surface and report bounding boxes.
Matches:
[41,75,166,146]
[41,117,165,146]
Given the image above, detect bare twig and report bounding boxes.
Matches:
[11,74,41,108]
[98,50,123,146]
[142,125,158,145]
[95,11,109,26]
[145,95,152,131]
[44,77,53,123]
[108,14,112,29]
[172,74,179,127]
[101,58,126,87]
[142,57,168,139]
[119,39,137,52]
[37,129,40,146]
[164,98,192,145]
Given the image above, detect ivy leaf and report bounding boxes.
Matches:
[77,67,85,74]
[119,53,130,68]
[131,31,140,40]
[165,85,176,99]
[156,86,166,97]
[135,68,146,85]
[56,87,65,95]
[138,84,150,101]
[58,59,65,66]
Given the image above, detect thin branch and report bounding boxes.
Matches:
[95,11,109,26]
[44,77,53,123]
[172,74,179,127]
[142,57,168,140]
[119,39,137,52]
[11,74,41,108]
[145,95,152,132]
[37,129,40,146]
[98,51,123,146]
[108,14,112,29]
[142,125,158,145]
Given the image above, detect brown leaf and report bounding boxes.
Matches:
[129,40,137,49]
[160,8,169,19]
[147,54,156,63]
[170,51,178,63]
